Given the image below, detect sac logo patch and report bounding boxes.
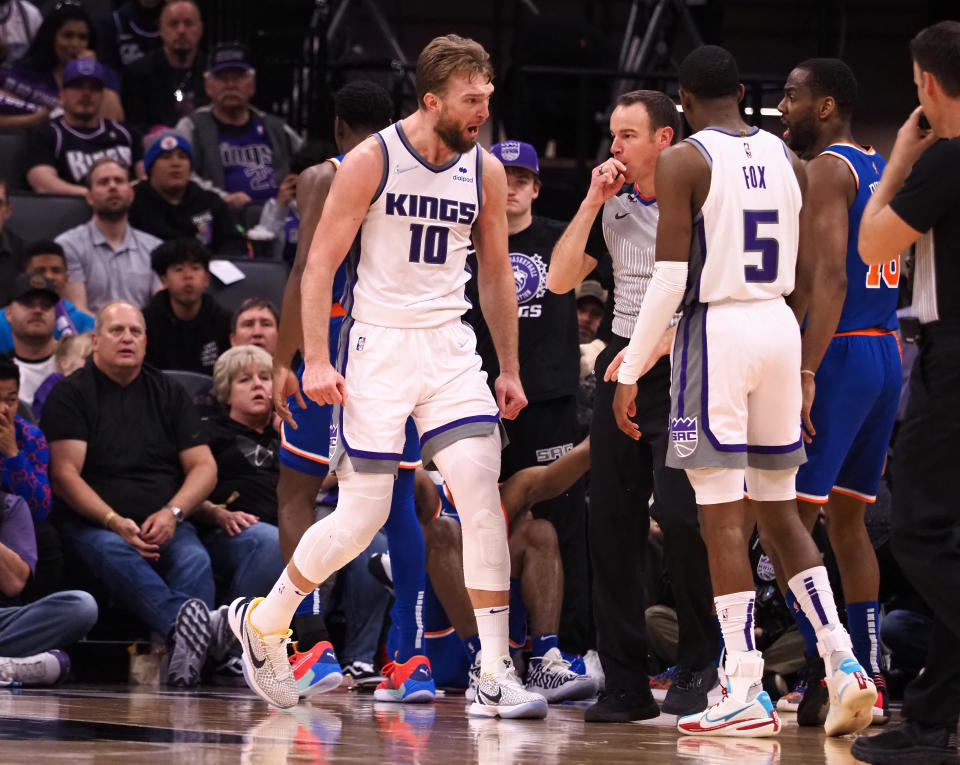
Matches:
[671,416,698,457]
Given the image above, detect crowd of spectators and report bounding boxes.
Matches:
[0,1,936,715]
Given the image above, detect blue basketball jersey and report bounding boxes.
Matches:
[820,144,898,333]
[328,155,348,304]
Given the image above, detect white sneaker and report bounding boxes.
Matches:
[228,597,299,709]
[677,687,780,737]
[468,655,548,719]
[464,651,482,702]
[583,649,605,692]
[525,647,599,703]
[0,650,69,687]
[823,656,877,736]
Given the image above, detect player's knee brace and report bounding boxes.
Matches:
[686,466,746,505]
[292,466,394,584]
[745,466,798,502]
[433,431,510,592]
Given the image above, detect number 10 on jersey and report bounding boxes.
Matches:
[409,223,449,264]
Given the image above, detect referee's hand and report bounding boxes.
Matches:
[613,381,641,440]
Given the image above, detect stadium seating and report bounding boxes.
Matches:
[208,257,288,316]
[7,192,91,242]
[0,133,29,191]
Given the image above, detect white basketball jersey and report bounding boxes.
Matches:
[684,127,801,304]
[347,123,482,329]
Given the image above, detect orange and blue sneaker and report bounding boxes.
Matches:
[373,655,436,703]
[288,641,343,699]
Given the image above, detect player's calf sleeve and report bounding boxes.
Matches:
[846,601,881,676]
[383,467,426,661]
[292,468,394,586]
[432,432,510,592]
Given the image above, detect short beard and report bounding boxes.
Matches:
[95,205,128,223]
[434,120,476,154]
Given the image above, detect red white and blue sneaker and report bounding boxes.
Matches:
[289,641,344,699]
[870,674,890,726]
[823,657,877,736]
[373,655,436,703]
[678,687,781,738]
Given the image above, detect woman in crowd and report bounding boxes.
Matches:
[0,0,123,131]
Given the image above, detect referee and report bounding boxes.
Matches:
[549,90,718,722]
[856,21,960,764]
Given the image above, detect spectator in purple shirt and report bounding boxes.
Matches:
[0,488,98,686]
[0,356,50,522]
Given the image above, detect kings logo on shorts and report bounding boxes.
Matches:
[671,416,698,457]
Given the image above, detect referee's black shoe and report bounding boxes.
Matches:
[851,718,959,764]
[584,688,660,723]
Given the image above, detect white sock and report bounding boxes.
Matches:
[251,568,311,636]
[787,565,852,672]
[474,606,509,675]
[715,591,757,653]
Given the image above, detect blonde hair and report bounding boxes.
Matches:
[415,34,493,109]
[55,332,93,374]
[212,344,272,405]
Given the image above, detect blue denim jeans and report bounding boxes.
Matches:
[880,608,932,675]
[202,521,284,604]
[60,516,215,635]
[0,591,99,657]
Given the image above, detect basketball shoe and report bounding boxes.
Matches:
[465,652,482,701]
[167,598,213,687]
[525,647,599,703]
[228,596,299,709]
[823,656,877,736]
[374,655,436,703]
[871,673,890,725]
[289,641,343,698]
[0,650,69,687]
[469,655,548,719]
[678,686,781,737]
[775,669,807,713]
[343,660,385,689]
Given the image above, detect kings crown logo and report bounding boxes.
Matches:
[671,416,698,457]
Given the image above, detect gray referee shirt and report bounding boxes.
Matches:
[56,219,162,313]
[591,189,661,339]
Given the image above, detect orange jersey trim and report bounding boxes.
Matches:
[833,328,902,361]
[330,301,346,318]
[424,627,455,639]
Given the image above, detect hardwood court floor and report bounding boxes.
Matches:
[0,683,882,763]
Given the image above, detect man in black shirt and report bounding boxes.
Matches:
[24,59,144,196]
[122,0,207,135]
[129,131,245,255]
[464,140,589,657]
[143,238,232,375]
[855,21,960,764]
[97,0,163,72]
[41,301,219,687]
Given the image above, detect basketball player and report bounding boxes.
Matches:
[775,58,899,727]
[231,34,548,719]
[549,90,719,722]
[271,81,434,703]
[609,45,876,737]
[412,438,598,703]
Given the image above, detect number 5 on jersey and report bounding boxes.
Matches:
[409,223,448,264]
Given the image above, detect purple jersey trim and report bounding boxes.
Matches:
[395,123,461,173]
[419,414,500,447]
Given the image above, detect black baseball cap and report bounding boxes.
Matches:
[12,273,58,304]
[205,42,254,75]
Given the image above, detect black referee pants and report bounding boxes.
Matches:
[501,396,592,654]
[590,336,718,693]
[891,324,960,728]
